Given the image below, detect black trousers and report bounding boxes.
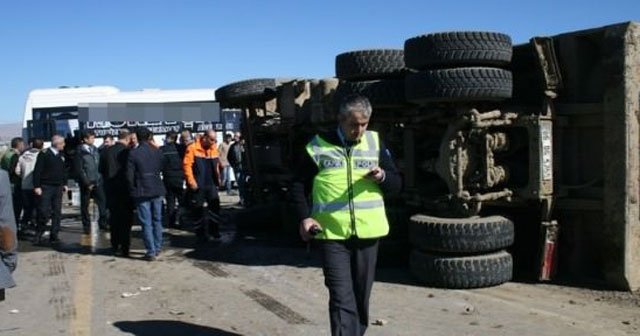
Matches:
[188,187,220,238]
[80,183,107,229]
[36,185,63,238]
[21,190,37,228]
[164,184,183,227]
[105,186,133,253]
[321,238,379,336]
[11,185,22,226]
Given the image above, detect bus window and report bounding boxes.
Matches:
[30,107,79,139]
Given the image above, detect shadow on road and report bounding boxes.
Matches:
[112,320,242,336]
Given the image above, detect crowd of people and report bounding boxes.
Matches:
[3,95,401,334]
[0,127,246,261]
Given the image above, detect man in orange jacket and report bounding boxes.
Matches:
[183,129,223,242]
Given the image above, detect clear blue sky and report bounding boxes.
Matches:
[0,0,638,123]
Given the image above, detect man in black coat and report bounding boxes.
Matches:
[33,135,68,244]
[74,130,107,233]
[1,137,25,226]
[99,129,133,257]
[227,133,247,205]
[127,127,166,261]
[160,131,184,228]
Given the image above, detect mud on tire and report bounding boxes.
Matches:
[215,78,278,105]
[404,31,512,69]
[409,214,514,254]
[335,49,406,80]
[410,250,513,289]
[405,67,512,103]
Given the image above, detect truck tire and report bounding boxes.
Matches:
[215,78,277,105]
[410,250,513,289]
[335,79,407,108]
[404,31,512,69]
[405,67,512,103]
[335,49,406,80]
[409,214,514,253]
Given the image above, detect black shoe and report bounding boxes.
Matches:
[49,236,61,244]
[83,227,91,234]
[121,248,130,258]
[143,254,156,261]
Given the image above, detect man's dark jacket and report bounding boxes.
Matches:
[99,142,130,194]
[127,142,166,199]
[33,148,67,188]
[160,143,184,189]
[227,141,246,171]
[289,130,402,224]
[74,144,101,188]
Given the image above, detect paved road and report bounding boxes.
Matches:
[1,195,639,336]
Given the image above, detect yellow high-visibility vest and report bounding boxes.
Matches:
[305,130,389,240]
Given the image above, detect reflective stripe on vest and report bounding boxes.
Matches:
[312,199,385,213]
[305,130,389,240]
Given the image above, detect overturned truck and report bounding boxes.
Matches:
[215,21,640,291]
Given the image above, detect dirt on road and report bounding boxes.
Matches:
[1,196,639,336]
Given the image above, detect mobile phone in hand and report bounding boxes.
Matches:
[309,226,323,236]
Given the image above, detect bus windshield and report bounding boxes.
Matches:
[28,106,79,139]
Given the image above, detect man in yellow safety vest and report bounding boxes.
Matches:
[290,94,402,336]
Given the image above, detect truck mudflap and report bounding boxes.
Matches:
[539,220,559,281]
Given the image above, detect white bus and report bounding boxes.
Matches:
[22,86,239,146]
[22,85,241,204]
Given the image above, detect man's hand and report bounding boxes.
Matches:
[299,217,321,242]
[189,182,198,191]
[365,166,385,183]
[34,188,42,196]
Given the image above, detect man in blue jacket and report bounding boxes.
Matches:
[127,127,166,261]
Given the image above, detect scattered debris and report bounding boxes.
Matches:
[622,321,631,325]
[121,292,140,298]
[139,286,153,292]
[568,300,577,305]
[169,310,185,316]
[372,319,388,326]
[462,304,476,315]
[8,309,19,314]
[427,293,435,298]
